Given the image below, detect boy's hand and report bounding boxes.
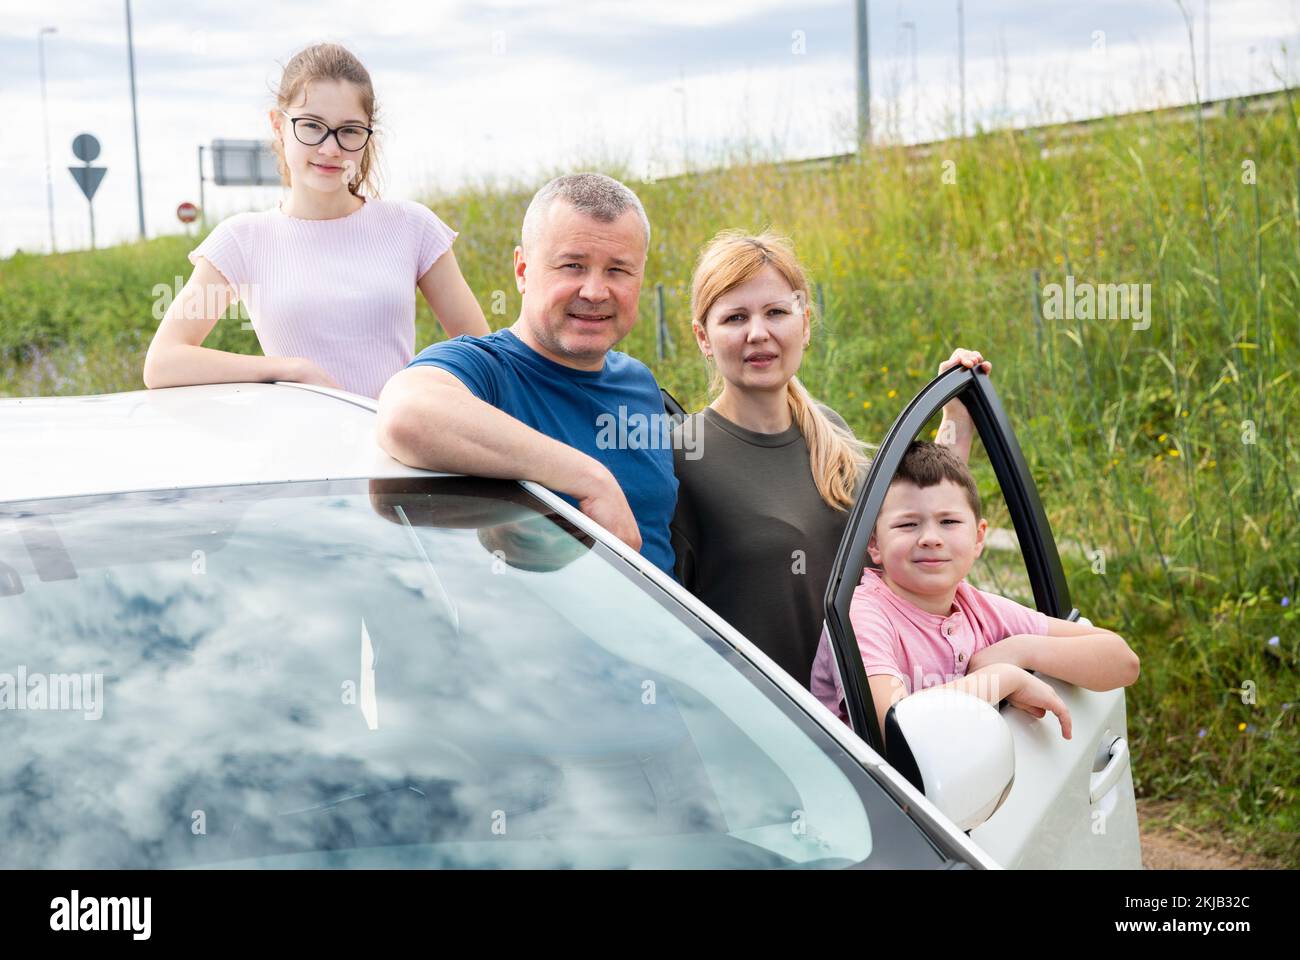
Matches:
[1005,670,1073,739]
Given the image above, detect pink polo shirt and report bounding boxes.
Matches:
[810,567,1051,722]
[188,197,457,399]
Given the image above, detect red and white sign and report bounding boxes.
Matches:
[176,202,199,224]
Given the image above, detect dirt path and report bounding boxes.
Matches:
[1138,800,1282,869]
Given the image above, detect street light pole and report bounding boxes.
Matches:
[901,20,917,142]
[1203,0,1211,101]
[855,0,870,149]
[38,26,57,253]
[125,0,146,239]
[957,0,966,137]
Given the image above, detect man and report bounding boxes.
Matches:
[376,173,677,576]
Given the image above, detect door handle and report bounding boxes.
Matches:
[1089,737,1129,804]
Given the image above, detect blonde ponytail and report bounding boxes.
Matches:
[786,376,871,510]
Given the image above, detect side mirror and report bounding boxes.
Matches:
[884,690,1015,831]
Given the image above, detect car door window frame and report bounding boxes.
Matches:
[823,366,1077,753]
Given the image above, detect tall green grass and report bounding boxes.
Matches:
[2,91,1296,863]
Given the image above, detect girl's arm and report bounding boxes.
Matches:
[968,618,1141,691]
[143,257,339,390]
[417,248,490,338]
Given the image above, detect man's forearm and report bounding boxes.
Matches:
[378,379,600,498]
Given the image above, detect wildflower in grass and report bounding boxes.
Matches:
[1197,728,1207,738]
[1268,636,1280,647]
[862,400,872,409]
[1155,454,1164,462]
[1282,597,1290,608]
[1158,433,1167,442]
[1168,449,1180,457]
[1238,722,1247,732]
[887,389,897,399]
[880,365,888,373]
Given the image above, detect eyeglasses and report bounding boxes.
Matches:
[281,112,373,152]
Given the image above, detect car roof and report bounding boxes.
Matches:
[0,382,436,504]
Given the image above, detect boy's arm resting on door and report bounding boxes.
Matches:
[869,669,1014,750]
[375,364,641,550]
[417,248,490,338]
[142,256,336,390]
[876,662,1074,747]
[968,618,1140,691]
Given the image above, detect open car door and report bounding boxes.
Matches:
[823,366,1141,869]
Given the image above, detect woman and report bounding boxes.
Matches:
[670,230,989,687]
[143,42,489,399]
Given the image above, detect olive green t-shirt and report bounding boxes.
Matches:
[670,404,863,688]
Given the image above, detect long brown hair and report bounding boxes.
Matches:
[691,230,870,510]
[271,43,382,198]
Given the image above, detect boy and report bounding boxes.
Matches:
[809,441,1139,745]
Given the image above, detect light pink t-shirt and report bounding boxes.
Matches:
[188,197,457,399]
[810,567,1052,722]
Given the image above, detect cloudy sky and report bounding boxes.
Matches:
[2,0,1298,257]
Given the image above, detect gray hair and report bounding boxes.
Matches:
[520,172,651,254]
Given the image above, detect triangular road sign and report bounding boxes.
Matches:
[69,166,107,201]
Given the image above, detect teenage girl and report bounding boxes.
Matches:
[144,42,489,399]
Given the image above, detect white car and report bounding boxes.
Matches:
[0,371,1139,869]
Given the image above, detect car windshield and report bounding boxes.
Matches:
[0,477,947,869]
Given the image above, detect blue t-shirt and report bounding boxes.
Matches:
[407,329,678,579]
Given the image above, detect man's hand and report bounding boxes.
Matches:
[573,460,642,553]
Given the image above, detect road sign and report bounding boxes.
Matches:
[177,202,199,224]
[72,133,100,162]
[211,139,279,186]
[69,133,107,248]
[69,166,107,201]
